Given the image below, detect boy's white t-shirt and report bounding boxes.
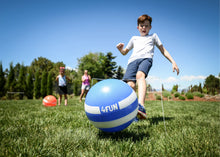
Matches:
[126,33,162,64]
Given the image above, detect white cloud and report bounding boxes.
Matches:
[146,76,160,83]
[166,77,178,83]
[180,75,206,81]
[146,75,207,90]
[146,76,178,83]
[66,66,78,71]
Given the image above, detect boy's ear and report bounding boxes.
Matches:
[137,26,139,30]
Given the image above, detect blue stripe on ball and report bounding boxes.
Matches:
[99,119,134,132]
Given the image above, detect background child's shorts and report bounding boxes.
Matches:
[123,58,153,83]
[58,86,68,95]
[81,84,90,90]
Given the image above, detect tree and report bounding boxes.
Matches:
[77,52,119,79]
[103,52,117,78]
[34,70,41,99]
[26,69,34,99]
[14,63,21,79]
[198,83,202,93]
[162,84,165,91]
[147,84,152,92]
[17,64,26,99]
[191,85,199,92]
[0,61,6,97]
[77,52,104,78]
[6,62,16,92]
[204,75,220,95]
[47,71,53,95]
[41,71,47,98]
[115,66,124,79]
[172,84,178,93]
[30,57,53,75]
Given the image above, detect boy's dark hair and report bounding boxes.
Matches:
[137,14,152,26]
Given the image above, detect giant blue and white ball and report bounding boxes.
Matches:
[84,79,138,132]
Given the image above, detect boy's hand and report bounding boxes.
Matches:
[116,43,129,55]
[116,43,124,52]
[172,63,179,75]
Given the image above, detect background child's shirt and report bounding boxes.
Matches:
[58,75,66,86]
[82,75,90,86]
[126,33,162,64]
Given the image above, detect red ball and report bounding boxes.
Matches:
[43,95,57,107]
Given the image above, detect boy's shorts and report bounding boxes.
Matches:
[58,86,68,95]
[123,58,153,83]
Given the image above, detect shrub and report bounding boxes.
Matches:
[181,90,185,95]
[179,95,186,100]
[168,96,172,100]
[156,95,162,100]
[193,92,204,98]
[163,90,172,98]
[185,93,194,99]
[174,92,180,98]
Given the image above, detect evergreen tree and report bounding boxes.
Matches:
[115,66,124,79]
[103,52,117,78]
[162,84,165,91]
[17,64,26,99]
[172,84,178,92]
[47,71,53,95]
[204,75,220,95]
[41,71,47,98]
[198,83,202,93]
[14,63,21,79]
[26,69,34,99]
[6,62,16,92]
[0,61,6,97]
[34,70,41,99]
[30,57,53,75]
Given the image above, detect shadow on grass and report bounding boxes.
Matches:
[149,116,174,126]
[98,129,150,143]
[97,116,174,142]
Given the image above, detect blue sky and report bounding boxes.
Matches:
[0,0,219,90]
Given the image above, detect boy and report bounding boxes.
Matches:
[116,14,179,120]
[56,67,71,106]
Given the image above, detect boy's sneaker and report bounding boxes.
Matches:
[137,104,147,120]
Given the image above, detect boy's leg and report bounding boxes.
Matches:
[79,89,85,102]
[64,94,68,106]
[136,72,148,120]
[58,95,62,106]
[135,59,152,120]
[127,81,136,91]
[136,71,146,106]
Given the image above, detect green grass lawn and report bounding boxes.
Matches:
[0,98,219,156]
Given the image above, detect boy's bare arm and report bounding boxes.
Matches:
[116,43,129,55]
[56,76,59,82]
[159,45,180,75]
[66,76,71,81]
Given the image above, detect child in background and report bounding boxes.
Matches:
[117,14,179,120]
[79,70,91,102]
[56,67,71,106]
